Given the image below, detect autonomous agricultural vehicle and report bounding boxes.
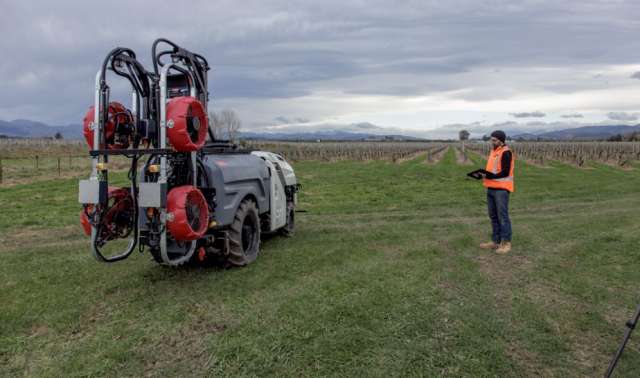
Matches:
[78,38,298,267]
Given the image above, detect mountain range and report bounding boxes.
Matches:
[511,125,640,140]
[2,118,640,141]
[0,119,422,141]
[0,119,81,139]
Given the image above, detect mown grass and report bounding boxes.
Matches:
[2,149,640,377]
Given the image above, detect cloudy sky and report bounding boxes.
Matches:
[2,0,640,138]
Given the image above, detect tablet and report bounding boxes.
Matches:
[466,169,490,180]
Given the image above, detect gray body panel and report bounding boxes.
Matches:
[202,153,270,226]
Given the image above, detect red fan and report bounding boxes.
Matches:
[166,185,209,241]
[82,102,132,149]
[166,97,208,151]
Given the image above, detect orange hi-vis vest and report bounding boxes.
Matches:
[483,145,515,192]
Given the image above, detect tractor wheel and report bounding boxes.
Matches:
[226,199,261,267]
[279,202,295,237]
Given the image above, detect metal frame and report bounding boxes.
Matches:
[88,68,138,262]
[157,63,198,266]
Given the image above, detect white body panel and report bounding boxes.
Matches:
[251,151,297,231]
[251,151,297,186]
[265,159,287,231]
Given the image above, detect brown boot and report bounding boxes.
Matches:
[496,241,512,254]
[479,241,498,250]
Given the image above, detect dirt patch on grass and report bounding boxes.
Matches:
[424,146,449,165]
[453,146,473,166]
[602,305,633,327]
[0,172,84,187]
[504,340,555,377]
[0,156,130,187]
[521,158,554,168]
[474,252,533,307]
[142,319,227,376]
[378,244,409,259]
[29,324,51,338]
[394,150,428,164]
[0,225,83,253]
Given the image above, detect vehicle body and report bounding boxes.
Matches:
[78,38,299,267]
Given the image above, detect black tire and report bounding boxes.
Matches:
[226,199,261,267]
[280,202,295,237]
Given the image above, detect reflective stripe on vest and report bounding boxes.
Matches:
[483,145,515,192]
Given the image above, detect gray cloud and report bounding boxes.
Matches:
[352,122,382,130]
[260,122,393,135]
[510,111,546,118]
[273,116,310,124]
[607,112,639,122]
[561,113,584,118]
[2,0,640,128]
[631,72,640,79]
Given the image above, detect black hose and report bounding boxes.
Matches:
[152,38,179,75]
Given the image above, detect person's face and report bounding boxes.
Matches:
[490,137,502,148]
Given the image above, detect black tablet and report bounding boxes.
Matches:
[466,169,490,180]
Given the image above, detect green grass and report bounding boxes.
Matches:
[2,149,640,377]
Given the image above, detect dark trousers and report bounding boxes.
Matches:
[487,188,512,243]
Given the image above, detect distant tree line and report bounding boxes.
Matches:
[608,132,640,142]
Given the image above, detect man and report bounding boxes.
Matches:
[478,130,514,254]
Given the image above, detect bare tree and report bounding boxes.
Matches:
[208,112,223,140]
[220,109,241,142]
[208,109,241,141]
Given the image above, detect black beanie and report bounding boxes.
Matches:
[491,130,506,143]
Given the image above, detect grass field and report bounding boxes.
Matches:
[2,148,640,377]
